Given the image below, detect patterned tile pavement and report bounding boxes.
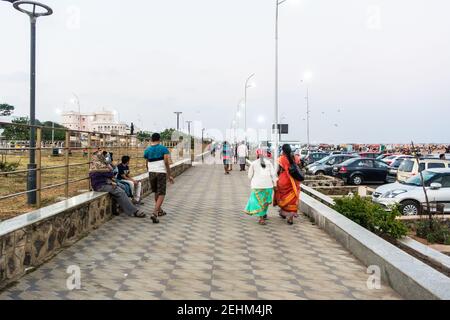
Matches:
[0,163,401,300]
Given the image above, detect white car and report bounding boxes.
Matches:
[372,168,450,215]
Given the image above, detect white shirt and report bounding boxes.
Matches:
[248,158,278,189]
[237,144,248,158]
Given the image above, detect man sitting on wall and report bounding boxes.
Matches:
[117,155,143,205]
[89,150,146,218]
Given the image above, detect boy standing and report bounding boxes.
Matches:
[144,133,174,223]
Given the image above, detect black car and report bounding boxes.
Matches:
[332,158,390,185]
[302,152,330,166]
[306,154,357,176]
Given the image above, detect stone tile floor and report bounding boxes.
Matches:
[0,163,401,300]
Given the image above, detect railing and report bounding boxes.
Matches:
[0,121,189,220]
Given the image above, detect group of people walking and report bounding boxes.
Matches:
[244,144,303,225]
[221,141,249,174]
[88,132,174,224]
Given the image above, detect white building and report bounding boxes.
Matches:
[61,110,128,135]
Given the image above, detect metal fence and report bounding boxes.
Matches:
[0,121,188,219]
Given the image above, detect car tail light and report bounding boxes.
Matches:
[339,166,347,173]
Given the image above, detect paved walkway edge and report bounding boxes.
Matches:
[300,192,450,300]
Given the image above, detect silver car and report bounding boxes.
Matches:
[372,168,450,215]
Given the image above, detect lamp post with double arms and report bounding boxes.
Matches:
[13,1,53,205]
[244,73,255,141]
[274,0,287,170]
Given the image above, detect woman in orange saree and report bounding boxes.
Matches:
[274,144,301,225]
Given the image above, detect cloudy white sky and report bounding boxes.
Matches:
[1,0,449,144]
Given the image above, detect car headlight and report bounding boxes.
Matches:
[382,190,407,198]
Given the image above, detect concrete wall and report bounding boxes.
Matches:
[300,192,450,300]
[0,159,192,290]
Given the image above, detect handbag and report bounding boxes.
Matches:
[289,163,305,182]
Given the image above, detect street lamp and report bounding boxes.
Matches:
[186,120,193,136]
[13,0,53,205]
[174,111,182,131]
[301,71,313,151]
[244,73,255,140]
[71,93,81,130]
[274,0,287,169]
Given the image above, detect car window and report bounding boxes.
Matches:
[427,163,446,169]
[328,158,336,165]
[356,160,374,168]
[419,163,425,172]
[375,161,389,169]
[441,175,450,188]
[399,160,415,172]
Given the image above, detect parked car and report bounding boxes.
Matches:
[306,154,357,176]
[372,168,450,215]
[386,157,414,183]
[358,152,382,159]
[383,155,414,167]
[302,152,330,165]
[332,158,390,185]
[376,153,394,161]
[397,158,450,183]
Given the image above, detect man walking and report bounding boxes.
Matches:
[144,133,175,223]
[237,141,248,171]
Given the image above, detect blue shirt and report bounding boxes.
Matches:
[144,144,170,173]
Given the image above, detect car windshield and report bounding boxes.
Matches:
[316,156,332,164]
[340,158,357,166]
[391,159,405,168]
[399,159,415,172]
[402,171,440,186]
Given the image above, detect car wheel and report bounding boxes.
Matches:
[315,171,325,176]
[351,175,363,185]
[401,200,420,216]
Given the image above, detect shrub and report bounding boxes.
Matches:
[0,160,20,172]
[416,219,450,245]
[332,195,408,239]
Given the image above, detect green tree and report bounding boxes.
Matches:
[41,121,66,141]
[0,103,14,117]
[160,128,176,141]
[136,131,152,142]
[1,117,30,140]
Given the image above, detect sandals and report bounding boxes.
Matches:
[151,214,160,224]
[157,210,167,217]
[287,219,294,225]
[133,210,146,218]
[258,219,266,225]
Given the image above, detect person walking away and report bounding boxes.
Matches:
[222,141,232,174]
[144,133,175,223]
[274,144,301,225]
[117,155,143,205]
[89,151,146,218]
[237,141,249,171]
[244,149,277,225]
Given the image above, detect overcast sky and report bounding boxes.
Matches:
[1,0,449,144]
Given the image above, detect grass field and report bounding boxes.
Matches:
[0,146,186,221]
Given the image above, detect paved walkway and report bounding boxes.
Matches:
[0,163,400,300]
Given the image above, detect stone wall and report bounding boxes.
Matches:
[0,159,192,290]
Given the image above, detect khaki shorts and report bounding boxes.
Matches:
[149,172,167,196]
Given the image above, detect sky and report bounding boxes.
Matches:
[1,0,449,144]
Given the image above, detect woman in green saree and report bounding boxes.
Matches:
[244,149,278,225]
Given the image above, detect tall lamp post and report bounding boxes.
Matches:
[13,0,53,205]
[174,111,182,131]
[244,73,255,140]
[274,0,287,169]
[301,72,312,151]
